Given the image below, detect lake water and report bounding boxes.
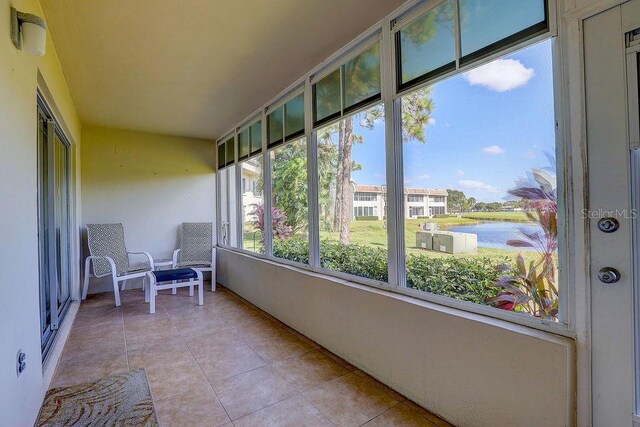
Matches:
[447,221,541,250]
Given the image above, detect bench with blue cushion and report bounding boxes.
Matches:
[145,267,203,314]
[151,267,198,283]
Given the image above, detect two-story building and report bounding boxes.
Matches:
[352,185,448,220]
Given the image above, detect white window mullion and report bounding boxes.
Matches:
[212,171,218,246]
[306,78,320,268]
[262,111,273,257]
[382,20,401,287]
[215,145,222,246]
[454,0,462,68]
[234,134,242,248]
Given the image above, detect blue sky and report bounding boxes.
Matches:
[349,39,556,203]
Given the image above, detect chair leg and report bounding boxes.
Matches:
[144,274,150,303]
[149,275,156,314]
[197,271,203,306]
[112,274,121,307]
[172,280,177,295]
[189,279,194,297]
[82,257,92,300]
[211,251,217,292]
[121,279,127,291]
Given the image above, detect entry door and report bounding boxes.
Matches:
[37,97,72,359]
[584,2,640,425]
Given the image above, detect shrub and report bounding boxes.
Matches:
[272,237,309,264]
[355,216,378,221]
[273,238,507,305]
[406,255,507,305]
[319,241,388,281]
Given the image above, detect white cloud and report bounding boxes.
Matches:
[415,174,430,180]
[456,169,465,176]
[459,179,501,193]
[464,59,535,92]
[428,118,437,126]
[482,145,506,155]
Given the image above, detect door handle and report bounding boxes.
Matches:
[597,217,620,233]
[598,267,621,284]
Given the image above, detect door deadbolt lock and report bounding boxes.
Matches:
[597,217,619,233]
[598,267,621,284]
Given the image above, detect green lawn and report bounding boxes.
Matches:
[319,218,542,264]
[245,215,545,265]
[242,230,264,253]
[461,211,531,222]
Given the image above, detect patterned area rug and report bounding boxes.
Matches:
[37,369,158,426]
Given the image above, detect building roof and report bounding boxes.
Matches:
[405,188,449,196]
[353,185,448,197]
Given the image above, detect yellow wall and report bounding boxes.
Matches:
[0,0,81,425]
[81,126,215,292]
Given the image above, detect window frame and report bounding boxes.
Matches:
[215,0,569,336]
[237,117,263,161]
[458,0,550,66]
[394,0,458,93]
[311,35,383,129]
[239,154,265,253]
[267,136,310,264]
[355,192,378,202]
[267,89,306,149]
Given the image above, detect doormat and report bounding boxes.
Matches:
[37,369,158,426]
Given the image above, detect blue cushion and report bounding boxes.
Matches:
[152,268,198,283]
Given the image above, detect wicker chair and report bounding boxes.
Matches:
[82,223,155,306]
[172,222,216,292]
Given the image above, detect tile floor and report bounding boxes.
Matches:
[52,284,453,427]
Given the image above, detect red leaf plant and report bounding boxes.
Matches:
[250,203,293,241]
[489,161,559,320]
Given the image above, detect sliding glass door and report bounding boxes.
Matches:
[37,96,72,359]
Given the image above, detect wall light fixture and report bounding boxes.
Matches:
[10,7,47,56]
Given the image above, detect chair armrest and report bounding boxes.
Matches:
[172,249,181,268]
[127,251,155,270]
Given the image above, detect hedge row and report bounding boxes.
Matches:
[273,238,509,305]
[355,216,379,221]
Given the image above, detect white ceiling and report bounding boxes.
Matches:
[40,0,405,140]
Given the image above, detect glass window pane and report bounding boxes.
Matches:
[225,137,234,166]
[250,121,262,153]
[239,128,250,159]
[270,138,309,264]
[398,0,456,87]
[317,104,387,281]
[228,164,238,247]
[401,40,559,321]
[460,0,547,58]
[343,43,381,110]
[217,144,225,169]
[314,68,341,124]
[285,94,305,139]
[241,157,264,253]
[268,106,284,146]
